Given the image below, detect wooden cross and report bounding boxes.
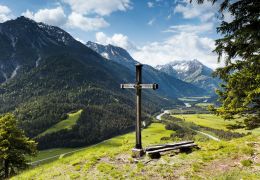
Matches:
[120,63,158,157]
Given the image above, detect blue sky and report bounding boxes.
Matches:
[0,0,232,68]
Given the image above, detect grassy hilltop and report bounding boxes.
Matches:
[13,121,260,179]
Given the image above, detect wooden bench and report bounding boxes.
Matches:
[145,141,194,151]
[145,141,198,159]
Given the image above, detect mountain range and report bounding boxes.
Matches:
[156,60,220,93]
[86,41,207,98]
[86,42,220,94]
[0,17,208,149]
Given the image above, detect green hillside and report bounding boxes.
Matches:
[13,122,260,179]
[28,148,81,164]
[38,109,83,137]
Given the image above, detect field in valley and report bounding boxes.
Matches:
[174,114,260,135]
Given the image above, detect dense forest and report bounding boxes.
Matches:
[0,54,176,149]
[37,105,152,149]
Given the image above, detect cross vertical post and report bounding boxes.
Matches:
[120,63,158,158]
[136,64,142,150]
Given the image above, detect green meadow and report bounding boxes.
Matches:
[13,122,260,179]
[38,109,83,137]
[195,103,214,107]
[27,148,82,164]
[174,114,260,135]
[178,96,210,102]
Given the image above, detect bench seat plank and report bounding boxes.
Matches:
[146,143,197,154]
[145,141,194,151]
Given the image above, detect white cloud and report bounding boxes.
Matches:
[22,6,110,31]
[174,0,217,22]
[0,4,12,22]
[22,7,66,26]
[63,0,131,16]
[147,2,154,8]
[164,23,214,34]
[174,1,234,24]
[147,18,156,26]
[132,32,221,69]
[95,32,134,50]
[61,0,131,32]
[0,5,10,14]
[67,12,109,31]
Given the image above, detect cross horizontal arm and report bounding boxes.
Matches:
[120,84,136,89]
[120,83,158,90]
[140,83,159,90]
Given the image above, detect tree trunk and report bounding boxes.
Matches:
[4,160,9,178]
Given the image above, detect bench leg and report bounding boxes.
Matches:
[179,147,192,153]
[148,152,161,159]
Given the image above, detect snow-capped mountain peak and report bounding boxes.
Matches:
[168,59,202,72]
[171,62,190,72]
[156,59,220,93]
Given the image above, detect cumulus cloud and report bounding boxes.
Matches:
[163,23,214,34]
[0,4,12,22]
[95,32,135,50]
[174,0,217,22]
[147,2,154,8]
[22,7,66,26]
[63,0,131,16]
[67,12,109,31]
[62,0,131,31]
[0,5,10,14]
[132,32,220,69]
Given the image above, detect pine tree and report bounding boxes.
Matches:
[0,113,37,178]
[196,0,260,129]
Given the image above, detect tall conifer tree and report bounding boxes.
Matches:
[0,113,37,178]
[195,0,260,128]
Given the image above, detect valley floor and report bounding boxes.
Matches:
[13,122,260,180]
[174,114,260,135]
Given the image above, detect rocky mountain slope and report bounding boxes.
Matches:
[156,60,220,93]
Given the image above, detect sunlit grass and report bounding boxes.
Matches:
[174,114,260,135]
[14,123,173,179]
[195,103,214,107]
[27,148,81,163]
[12,123,260,179]
[38,109,82,137]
